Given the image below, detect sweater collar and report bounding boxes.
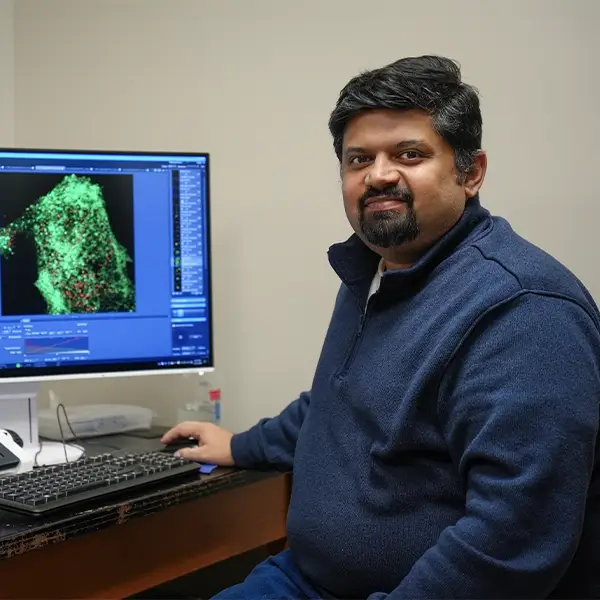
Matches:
[327,195,491,297]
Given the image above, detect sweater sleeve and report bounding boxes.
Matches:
[229,391,310,470]
[371,292,600,600]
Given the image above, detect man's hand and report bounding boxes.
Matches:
[161,421,235,466]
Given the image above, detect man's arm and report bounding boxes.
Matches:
[371,292,600,600]
[230,391,310,470]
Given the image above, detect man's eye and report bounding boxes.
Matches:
[399,151,422,161]
[348,156,371,165]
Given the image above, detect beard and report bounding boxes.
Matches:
[358,187,420,248]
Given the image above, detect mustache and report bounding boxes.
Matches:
[359,186,414,210]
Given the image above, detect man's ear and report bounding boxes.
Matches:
[464,151,487,199]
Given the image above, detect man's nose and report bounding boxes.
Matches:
[365,156,401,189]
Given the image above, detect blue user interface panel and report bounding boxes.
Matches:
[0,149,212,379]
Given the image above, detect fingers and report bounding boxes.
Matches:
[177,446,208,463]
[161,421,204,443]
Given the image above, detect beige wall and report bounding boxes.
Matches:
[11,0,600,432]
[0,0,14,146]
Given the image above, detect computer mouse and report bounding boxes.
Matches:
[5,429,23,448]
[161,437,197,453]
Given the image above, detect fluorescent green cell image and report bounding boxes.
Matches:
[0,174,135,315]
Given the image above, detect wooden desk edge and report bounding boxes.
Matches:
[0,469,274,559]
[0,472,291,599]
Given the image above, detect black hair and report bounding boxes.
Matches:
[328,55,482,180]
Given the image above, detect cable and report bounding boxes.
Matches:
[33,440,43,468]
[34,403,84,468]
[57,403,86,461]
[33,402,128,468]
[56,403,67,462]
[55,403,121,457]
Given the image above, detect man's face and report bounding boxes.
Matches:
[341,109,484,260]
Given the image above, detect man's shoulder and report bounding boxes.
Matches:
[461,216,597,312]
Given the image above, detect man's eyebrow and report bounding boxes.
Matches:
[394,139,428,149]
[343,139,429,156]
[344,146,368,155]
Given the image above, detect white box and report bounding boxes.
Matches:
[38,404,153,440]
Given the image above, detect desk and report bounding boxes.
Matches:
[0,436,291,599]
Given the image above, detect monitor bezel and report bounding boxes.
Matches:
[0,147,214,382]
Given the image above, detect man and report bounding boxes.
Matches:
[163,55,600,599]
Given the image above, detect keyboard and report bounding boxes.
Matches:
[0,451,201,516]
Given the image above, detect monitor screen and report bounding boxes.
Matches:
[0,148,212,381]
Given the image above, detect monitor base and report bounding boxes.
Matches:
[0,382,40,450]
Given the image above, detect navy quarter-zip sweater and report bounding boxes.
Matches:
[231,197,600,599]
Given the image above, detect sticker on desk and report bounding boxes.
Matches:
[199,463,218,474]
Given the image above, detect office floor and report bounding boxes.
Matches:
[128,546,270,599]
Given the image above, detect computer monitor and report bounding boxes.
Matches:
[0,148,213,383]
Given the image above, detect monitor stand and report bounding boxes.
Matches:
[0,382,83,472]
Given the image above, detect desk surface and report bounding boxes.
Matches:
[0,434,258,559]
[0,435,290,599]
